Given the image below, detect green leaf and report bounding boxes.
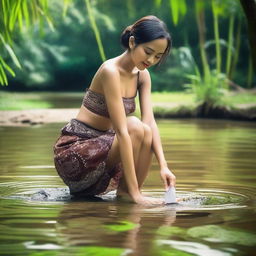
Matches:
[2,0,8,27]
[77,246,126,256]
[0,56,16,77]
[156,226,186,237]
[22,0,30,28]
[63,0,72,17]
[84,0,106,61]
[180,0,187,16]
[169,0,179,26]
[0,34,22,69]
[0,64,8,85]
[104,220,139,232]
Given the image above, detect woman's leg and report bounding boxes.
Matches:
[135,123,153,189]
[105,116,153,193]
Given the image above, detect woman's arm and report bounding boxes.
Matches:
[138,69,176,190]
[101,66,157,204]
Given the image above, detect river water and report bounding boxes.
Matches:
[0,119,255,256]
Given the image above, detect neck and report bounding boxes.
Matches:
[117,50,138,74]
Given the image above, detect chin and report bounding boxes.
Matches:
[137,62,148,70]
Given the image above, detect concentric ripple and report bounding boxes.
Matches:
[0,184,251,211]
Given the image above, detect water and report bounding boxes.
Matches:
[0,119,255,256]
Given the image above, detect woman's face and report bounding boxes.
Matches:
[129,37,168,70]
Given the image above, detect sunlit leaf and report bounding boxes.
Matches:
[84,0,106,61]
[169,0,179,25]
[180,0,187,16]
[0,56,15,77]
[22,0,30,28]
[0,34,22,69]
[0,63,8,85]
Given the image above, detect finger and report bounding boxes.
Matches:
[171,177,176,187]
[164,179,168,191]
[167,177,171,187]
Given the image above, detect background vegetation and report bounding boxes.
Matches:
[0,0,255,110]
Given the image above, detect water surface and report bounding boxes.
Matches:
[0,119,255,256]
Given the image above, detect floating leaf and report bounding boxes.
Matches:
[156,226,186,238]
[77,246,126,256]
[104,220,139,232]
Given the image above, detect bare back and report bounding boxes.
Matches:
[76,58,140,131]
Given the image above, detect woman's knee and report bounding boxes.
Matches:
[142,123,153,145]
[127,116,144,141]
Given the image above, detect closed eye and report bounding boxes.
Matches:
[144,50,151,55]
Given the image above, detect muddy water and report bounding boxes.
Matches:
[0,119,255,256]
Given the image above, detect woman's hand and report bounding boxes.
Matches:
[133,194,164,205]
[160,167,176,191]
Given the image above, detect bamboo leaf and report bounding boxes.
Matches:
[85,0,106,61]
[0,34,22,69]
[0,70,5,85]
[2,0,8,27]
[18,6,23,31]
[10,0,22,31]
[45,16,55,31]
[63,0,72,17]
[0,56,16,77]
[9,1,17,31]
[169,0,179,25]
[180,0,187,16]
[0,64,8,86]
[22,0,30,28]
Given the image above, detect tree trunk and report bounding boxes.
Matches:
[239,0,256,70]
[195,1,210,79]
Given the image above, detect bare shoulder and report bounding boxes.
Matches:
[139,69,151,88]
[99,60,120,79]
[90,60,120,92]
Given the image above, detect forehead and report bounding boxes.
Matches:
[142,38,168,53]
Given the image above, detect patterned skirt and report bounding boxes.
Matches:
[53,118,122,196]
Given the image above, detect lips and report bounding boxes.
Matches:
[143,62,150,68]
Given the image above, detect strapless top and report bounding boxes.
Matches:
[82,71,140,118]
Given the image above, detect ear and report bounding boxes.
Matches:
[129,36,136,50]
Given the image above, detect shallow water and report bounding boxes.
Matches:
[0,119,255,256]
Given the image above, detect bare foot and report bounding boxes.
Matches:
[116,190,164,205]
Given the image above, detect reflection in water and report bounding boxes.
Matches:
[0,119,256,256]
[55,201,176,256]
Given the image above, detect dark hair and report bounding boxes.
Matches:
[120,15,172,66]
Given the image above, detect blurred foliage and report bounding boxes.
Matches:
[0,0,255,92]
[0,0,56,85]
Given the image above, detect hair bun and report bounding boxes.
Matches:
[120,25,133,49]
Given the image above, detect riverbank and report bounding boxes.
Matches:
[0,102,255,127]
[0,90,255,126]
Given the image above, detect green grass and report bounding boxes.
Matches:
[221,92,256,105]
[0,92,53,110]
[151,91,195,104]
[0,91,255,110]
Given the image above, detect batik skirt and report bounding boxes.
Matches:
[53,118,122,196]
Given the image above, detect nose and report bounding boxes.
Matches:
[147,56,154,65]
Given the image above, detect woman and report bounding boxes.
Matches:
[53,15,176,205]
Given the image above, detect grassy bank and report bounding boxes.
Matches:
[0,91,255,111]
